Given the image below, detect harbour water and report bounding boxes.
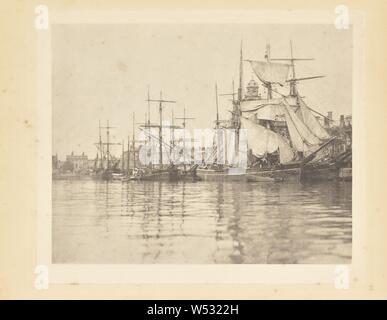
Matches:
[52,179,352,264]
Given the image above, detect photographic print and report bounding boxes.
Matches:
[51,23,352,265]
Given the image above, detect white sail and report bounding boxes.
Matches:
[240,95,327,158]
[241,117,294,164]
[249,60,290,85]
[282,99,321,154]
[296,98,330,140]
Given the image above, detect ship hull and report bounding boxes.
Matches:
[300,163,339,182]
[122,167,200,182]
[196,168,246,181]
[123,170,170,182]
[92,170,114,181]
[246,167,301,183]
[300,165,352,182]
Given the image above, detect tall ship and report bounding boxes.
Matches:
[122,89,199,182]
[197,41,352,182]
[93,120,122,180]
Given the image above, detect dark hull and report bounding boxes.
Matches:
[301,149,352,182]
[196,168,246,182]
[123,168,200,182]
[301,165,338,182]
[92,170,114,181]
[246,167,301,183]
[123,170,170,182]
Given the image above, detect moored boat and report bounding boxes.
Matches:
[196,166,246,181]
[195,41,340,184]
[92,120,122,181]
[123,168,170,181]
[300,148,352,182]
[123,164,200,182]
[246,166,301,183]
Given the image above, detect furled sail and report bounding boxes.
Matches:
[241,117,294,164]
[295,98,330,140]
[249,60,290,85]
[241,98,283,111]
[240,99,285,121]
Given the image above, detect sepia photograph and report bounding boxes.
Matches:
[3,0,387,303]
[51,23,352,265]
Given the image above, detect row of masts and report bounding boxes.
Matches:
[96,87,197,174]
[95,40,327,173]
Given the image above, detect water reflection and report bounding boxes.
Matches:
[52,179,351,264]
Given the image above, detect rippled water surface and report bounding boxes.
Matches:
[52,179,352,264]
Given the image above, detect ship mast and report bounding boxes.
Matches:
[215,82,220,129]
[265,41,273,99]
[127,135,130,174]
[136,86,157,169]
[175,107,195,172]
[215,83,221,165]
[265,41,271,62]
[235,41,243,158]
[98,120,103,169]
[166,109,182,164]
[270,41,315,97]
[138,88,164,169]
[290,40,296,96]
[106,120,110,169]
[218,82,237,166]
[219,80,237,104]
[147,86,151,146]
[97,120,120,171]
[121,139,124,172]
[132,112,136,170]
[146,91,176,167]
[171,109,175,157]
[238,40,244,102]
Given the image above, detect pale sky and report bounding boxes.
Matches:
[52,24,352,160]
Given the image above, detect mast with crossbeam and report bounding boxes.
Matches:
[175,107,195,171]
[146,91,177,167]
[270,40,323,97]
[96,120,121,171]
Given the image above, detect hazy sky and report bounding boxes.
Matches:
[52,24,352,160]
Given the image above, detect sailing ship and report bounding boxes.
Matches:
[122,90,200,182]
[196,81,248,181]
[93,120,122,181]
[300,142,352,182]
[93,41,351,184]
[197,41,351,182]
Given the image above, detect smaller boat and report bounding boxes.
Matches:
[175,164,202,181]
[92,120,122,181]
[246,173,276,182]
[338,167,352,181]
[123,164,200,182]
[111,173,124,180]
[196,166,246,181]
[122,168,169,182]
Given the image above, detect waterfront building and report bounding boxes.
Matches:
[65,152,89,172]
